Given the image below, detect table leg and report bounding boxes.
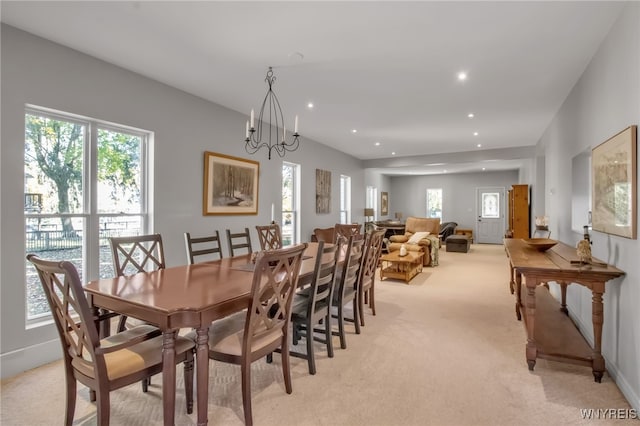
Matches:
[560,282,568,315]
[195,327,210,426]
[591,288,605,383]
[509,262,515,294]
[524,279,537,370]
[162,330,177,426]
[515,271,522,321]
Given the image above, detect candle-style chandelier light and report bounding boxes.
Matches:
[244,67,300,160]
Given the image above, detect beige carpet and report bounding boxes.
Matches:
[1,244,635,426]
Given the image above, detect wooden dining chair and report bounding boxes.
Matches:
[26,254,194,426]
[334,223,362,243]
[226,228,253,257]
[184,230,223,264]
[358,228,385,326]
[312,227,335,243]
[255,223,283,250]
[331,234,366,349]
[109,234,166,334]
[189,243,307,426]
[289,241,340,374]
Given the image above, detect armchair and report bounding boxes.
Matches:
[387,216,441,266]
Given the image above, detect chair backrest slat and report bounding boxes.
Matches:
[307,241,340,316]
[184,231,223,264]
[336,235,366,298]
[226,228,253,257]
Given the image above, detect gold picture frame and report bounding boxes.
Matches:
[591,125,637,239]
[203,151,259,215]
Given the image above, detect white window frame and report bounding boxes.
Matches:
[340,175,351,224]
[366,186,378,221]
[426,188,443,219]
[24,106,151,324]
[282,162,300,244]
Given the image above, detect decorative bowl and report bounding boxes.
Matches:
[523,238,558,252]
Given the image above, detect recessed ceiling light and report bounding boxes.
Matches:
[457,71,467,81]
[352,129,357,133]
[482,167,486,171]
[443,169,448,173]
[477,143,482,148]
[391,152,396,155]
[307,102,314,109]
[375,142,381,146]
[468,113,474,118]
[473,132,479,136]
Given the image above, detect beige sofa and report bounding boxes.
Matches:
[387,217,441,266]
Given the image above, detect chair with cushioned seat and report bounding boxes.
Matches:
[331,234,366,349]
[358,228,385,326]
[289,241,340,374]
[26,254,194,426]
[190,244,307,426]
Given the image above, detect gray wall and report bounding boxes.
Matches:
[388,170,519,230]
[0,25,364,376]
[535,2,639,411]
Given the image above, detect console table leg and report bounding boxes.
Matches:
[525,282,537,369]
[509,262,515,294]
[560,281,569,315]
[592,288,605,383]
[515,272,522,321]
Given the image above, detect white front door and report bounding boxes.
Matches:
[476,187,505,244]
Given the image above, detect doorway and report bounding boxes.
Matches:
[476,187,506,244]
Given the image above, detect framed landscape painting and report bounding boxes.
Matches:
[203,151,259,215]
[591,125,637,239]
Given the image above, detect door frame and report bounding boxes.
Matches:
[475,186,506,244]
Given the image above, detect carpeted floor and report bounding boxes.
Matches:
[1,243,635,425]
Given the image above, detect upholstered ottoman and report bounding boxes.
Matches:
[446,235,470,253]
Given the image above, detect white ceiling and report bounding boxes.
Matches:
[1,1,625,175]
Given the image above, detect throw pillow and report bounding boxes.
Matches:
[408,231,430,244]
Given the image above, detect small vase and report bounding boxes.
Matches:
[399,244,407,257]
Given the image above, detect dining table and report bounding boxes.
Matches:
[84,242,323,426]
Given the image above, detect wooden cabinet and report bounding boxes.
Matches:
[507,184,530,239]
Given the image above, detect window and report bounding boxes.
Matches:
[426,188,442,219]
[282,162,300,245]
[481,192,500,218]
[366,186,378,220]
[340,175,351,224]
[24,108,149,321]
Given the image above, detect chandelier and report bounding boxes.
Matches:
[244,67,300,160]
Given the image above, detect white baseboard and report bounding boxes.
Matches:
[568,306,640,412]
[0,338,61,380]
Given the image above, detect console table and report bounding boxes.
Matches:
[503,239,624,382]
